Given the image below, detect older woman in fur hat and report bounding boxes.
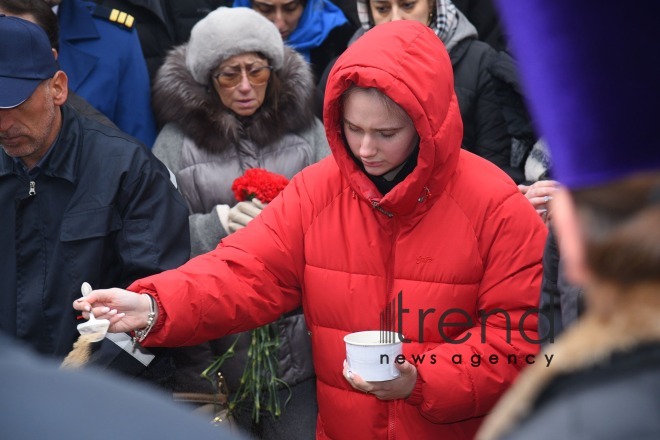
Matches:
[150,7,328,438]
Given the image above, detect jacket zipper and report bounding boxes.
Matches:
[386,211,398,439]
[389,401,396,439]
[28,181,36,196]
[371,200,393,218]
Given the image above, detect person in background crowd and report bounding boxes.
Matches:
[0,333,248,440]
[0,0,117,129]
[233,0,356,82]
[150,7,329,438]
[476,1,660,439]
[486,49,539,179]
[453,0,505,51]
[518,179,558,227]
[520,178,585,342]
[0,15,190,387]
[46,0,157,147]
[537,227,584,342]
[327,0,359,27]
[95,0,232,83]
[75,20,546,439]
[328,0,523,182]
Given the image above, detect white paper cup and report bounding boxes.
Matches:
[344,331,403,382]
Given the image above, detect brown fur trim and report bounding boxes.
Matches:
[476,285,660,440]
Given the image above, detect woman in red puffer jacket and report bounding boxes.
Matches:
[75,20,546,440]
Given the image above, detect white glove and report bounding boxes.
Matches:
[215,204,230,233]
[227,198,264,233]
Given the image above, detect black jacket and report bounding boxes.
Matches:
[0,104,190,377]
[538,228,584,340]
[450,37,521,182]
[97,0,232,82]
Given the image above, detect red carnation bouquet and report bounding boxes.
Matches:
[231,168,289,203]
[204,168,292,424]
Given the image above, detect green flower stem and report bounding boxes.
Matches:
[202,323,290,423]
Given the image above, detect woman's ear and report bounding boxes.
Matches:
[50,70,69,106]
[552,188,591,286]
[428,0,435,23]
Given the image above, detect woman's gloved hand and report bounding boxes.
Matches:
[226,198,264,233]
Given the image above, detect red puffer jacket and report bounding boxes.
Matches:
[132,21,547,439]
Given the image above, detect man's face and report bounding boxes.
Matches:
[0,79,61,169]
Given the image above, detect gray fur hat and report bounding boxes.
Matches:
[185,7,284,85]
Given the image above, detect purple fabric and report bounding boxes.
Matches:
[494,0,660,188]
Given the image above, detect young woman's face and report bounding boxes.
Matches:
[343,88,419,177]
[251,0,304,40]
[369,0,432,26]
[212,53,271,117]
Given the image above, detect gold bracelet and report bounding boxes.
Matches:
[132,294,156,348]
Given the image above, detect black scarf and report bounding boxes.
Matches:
[366,145,419,196]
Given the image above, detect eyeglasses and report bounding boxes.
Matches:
[212,65,273,89]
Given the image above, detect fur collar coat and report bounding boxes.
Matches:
[477,285,660,439]
[152,44,316,153]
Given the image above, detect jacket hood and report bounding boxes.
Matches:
[445,8,478,51]
[152,44,315,153]
[323,20,463,215]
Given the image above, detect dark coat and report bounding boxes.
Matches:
[538,228,584,340]
[0,104,190,379]
[97,0,232,82]
[450,37,521,182]
[309,21,355,81]
[453,0,507,51]
[478,288,660,440]
[487,50,538,181]
[57,0,157,147]
[501,344,660,440]
[0,334,245,440]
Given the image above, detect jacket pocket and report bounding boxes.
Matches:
[60,206,122,241]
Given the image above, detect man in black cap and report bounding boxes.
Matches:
[0,14,190,385]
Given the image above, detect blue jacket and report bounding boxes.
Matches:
[0,104,189,371]
[58,0,157,147]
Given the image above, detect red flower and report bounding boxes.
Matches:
[231,168,290,203]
